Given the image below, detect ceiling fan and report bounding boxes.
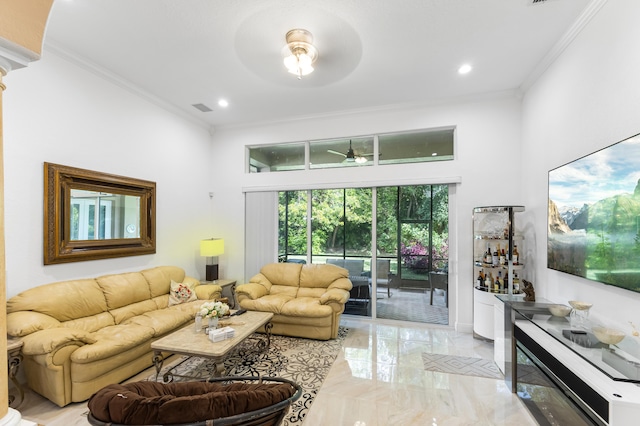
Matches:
[328,140,373,164]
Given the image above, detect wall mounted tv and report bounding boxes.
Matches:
[548,132,640,292]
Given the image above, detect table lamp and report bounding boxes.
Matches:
[200,238,224,281]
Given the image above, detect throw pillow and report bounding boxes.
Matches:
[168,280,197,306]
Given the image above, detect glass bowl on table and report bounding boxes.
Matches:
[568,300,593,330]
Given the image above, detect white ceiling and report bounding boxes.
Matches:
[43,0,595,130]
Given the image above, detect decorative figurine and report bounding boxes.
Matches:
[522,279,535,302]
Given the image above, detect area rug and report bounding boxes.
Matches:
[421,353,503,379]
[149,327,349,426]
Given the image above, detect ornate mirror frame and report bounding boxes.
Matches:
[44,162,156,264]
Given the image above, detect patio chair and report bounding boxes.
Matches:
[374,259,392,297]
[429,271,448,307]
[328,259,371,314]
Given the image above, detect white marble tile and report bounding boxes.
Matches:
[16,318,537,426]
[304,318,538,426]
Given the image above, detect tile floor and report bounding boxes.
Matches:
[13,318,538,426]
[303,318,538,425]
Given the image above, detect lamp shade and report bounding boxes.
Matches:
[200,239,224,257]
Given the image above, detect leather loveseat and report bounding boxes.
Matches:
[235,263,352,340]
[6,266,222,407]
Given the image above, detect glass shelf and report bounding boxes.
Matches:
[512,303,640,384]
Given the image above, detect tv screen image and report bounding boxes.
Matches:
[548,132,640,292]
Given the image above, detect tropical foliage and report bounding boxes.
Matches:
[279,185,449,278]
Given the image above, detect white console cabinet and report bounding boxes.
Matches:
[505,301,640,425]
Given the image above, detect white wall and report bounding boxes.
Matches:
[211,94,523,331]
[3,51,216,297]
[521,0,640,328]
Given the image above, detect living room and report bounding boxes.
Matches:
[3,0,640,425]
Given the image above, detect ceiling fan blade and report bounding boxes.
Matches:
[328,149,346,157]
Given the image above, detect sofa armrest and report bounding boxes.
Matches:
[7,311,61,337]
[327,277,353,292]
[320,288,351,306]
[194,284,222,300]
[235,282,269,300]
[21,328,96,356]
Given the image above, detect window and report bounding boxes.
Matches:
[278,191,308,262]
[309,137,374,169]
[248,127,454,173]
[249,143,305,172]
[379,128,454,165]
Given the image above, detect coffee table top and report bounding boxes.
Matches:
[151,310,273,358]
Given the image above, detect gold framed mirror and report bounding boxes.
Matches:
[44,162,156,264]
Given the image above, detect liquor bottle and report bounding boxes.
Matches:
[513,245,519,265]
[499,248,506,266]
[496,271,503,292]
[485,245,493,264]
[476,271,484,288]
[493,272,499,293]
[492,244,500,267]
[513,272,520,293]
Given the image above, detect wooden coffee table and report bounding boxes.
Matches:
[151,310,273,382]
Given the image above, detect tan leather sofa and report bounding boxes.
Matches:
[6,266,222,407]
[235,263,352,340]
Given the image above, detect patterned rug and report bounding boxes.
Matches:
[421,353,503,379]
[148,327,349,426]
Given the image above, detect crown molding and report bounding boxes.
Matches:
[43,40,214,132]
[521,0,609,92]
[0,38,41,73]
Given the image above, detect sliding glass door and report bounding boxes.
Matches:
[276,184,449,324]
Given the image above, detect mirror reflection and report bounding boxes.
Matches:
[70,189,141,240]
[44,162,156,264]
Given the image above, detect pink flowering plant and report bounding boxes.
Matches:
[199,301,230,319]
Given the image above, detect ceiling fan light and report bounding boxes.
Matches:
[355,156,367,164]
[283,29,318,78]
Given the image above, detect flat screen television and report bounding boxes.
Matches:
[548,132,640,292]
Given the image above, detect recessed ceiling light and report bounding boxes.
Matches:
[458,64,472,75]
[218,99,229,108]
[432,152,438,156]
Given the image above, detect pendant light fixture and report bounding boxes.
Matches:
[282,29,318,79]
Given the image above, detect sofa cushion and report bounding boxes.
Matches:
[300,263,348,288]
[296,287,327,298]
[260,262,302,287]
[62,312,115,333]
[71,325,155,363]
[270,284,298,298]
[7,279,107,321]
[142,266,186,298]
[239,294,294,314]
[123,309,193,336]
[110,300,159,325]
[280,297,333,317]
[168,280,197,306]
[97,273,151,310]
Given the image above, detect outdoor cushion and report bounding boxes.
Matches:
[88,380,297,425]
